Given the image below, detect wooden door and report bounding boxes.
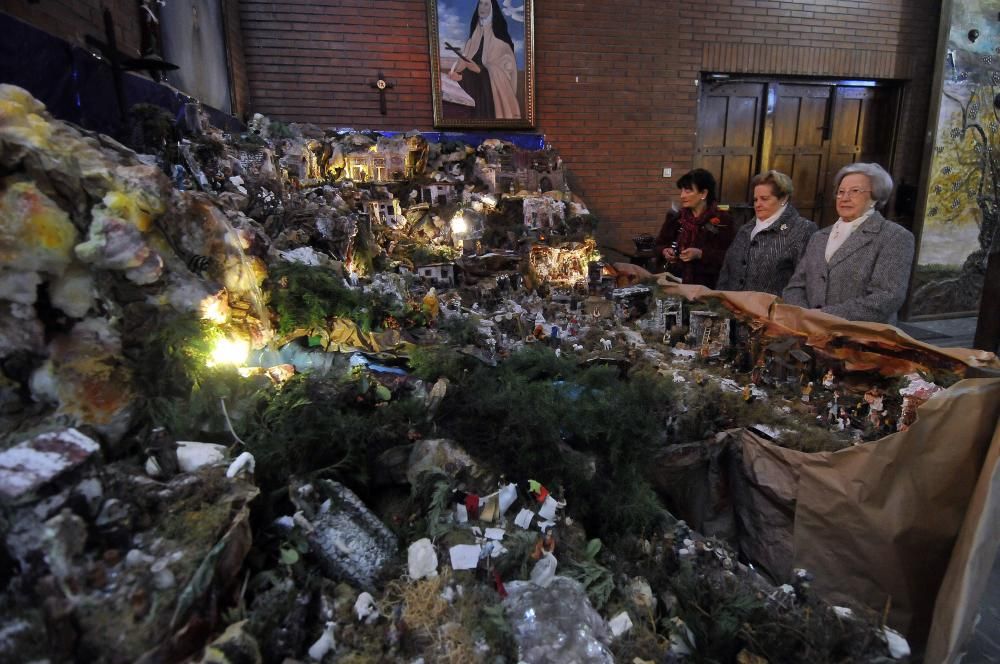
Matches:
[695,81,766,225]
[696,78,901,227]
[767,84,832,225]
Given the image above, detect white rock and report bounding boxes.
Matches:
[226,451,255,478]
[151,558,175,590]
[125,549,155,569]
[308,621,336,661]
[176,441,226,473]
[407,538,438,580]
[883,627,910,659]
[608,611,633,637]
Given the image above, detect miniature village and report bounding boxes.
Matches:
[0,84,995,663]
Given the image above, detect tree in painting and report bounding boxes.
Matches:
[913,4,999,315]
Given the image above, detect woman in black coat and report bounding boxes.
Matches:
[717,170,817,295]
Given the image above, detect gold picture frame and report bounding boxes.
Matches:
[428,0,535,129]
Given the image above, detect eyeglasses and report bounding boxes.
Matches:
[835,188,871,199]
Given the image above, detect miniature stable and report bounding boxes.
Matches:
[0,85,998,663]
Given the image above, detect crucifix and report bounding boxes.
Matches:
[86,8,178,122]
[368,71,395,115]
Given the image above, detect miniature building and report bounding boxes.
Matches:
[420,183,458,206]
[611,285,652,321]
[416,263,456,287]
[523,196,565,230]
[761,337,814,383]
[688,311,732,357]
[366,199,403,227]
[655,297,684,332]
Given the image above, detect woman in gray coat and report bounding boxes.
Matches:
[717,170,817,295]
[782,163,914,323]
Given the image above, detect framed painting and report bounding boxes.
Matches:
[428,0,535,129]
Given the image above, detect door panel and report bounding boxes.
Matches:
[696,82,766,225]
[771,84,831,224]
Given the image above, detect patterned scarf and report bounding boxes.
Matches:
[677,205,716,250]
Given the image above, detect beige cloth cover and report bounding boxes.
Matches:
[657,283,999,660]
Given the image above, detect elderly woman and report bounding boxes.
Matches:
[782,163,914,323]
[717,170,816,295]
[654,168,735,288]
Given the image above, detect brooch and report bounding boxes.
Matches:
[780,224,788,231]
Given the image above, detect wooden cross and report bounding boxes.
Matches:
[86,9,177,122]
[368,71,395,115]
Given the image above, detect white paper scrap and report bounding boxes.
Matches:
[538,520,556,532]
[538,495,559,521]
[490,543,508,558]
[609,611,633,637]
[514,509,534,529]
[449,544,482,570]
[484,528,505,541]
[471,526,483,537]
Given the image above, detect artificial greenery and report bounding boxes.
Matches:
[267,262,415,335]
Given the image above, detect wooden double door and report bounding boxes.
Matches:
[696,79,901,227]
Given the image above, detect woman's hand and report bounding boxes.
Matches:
[662,247,677,261]
[680,247,703,262]
[447,71,463,81]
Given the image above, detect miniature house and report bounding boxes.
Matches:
[523,196,565,230]
[688,311,732,357]
[366,199,403,227]
[655,297,684,332]
[416,263,456,287]
[420,183,458,206]
[761,337,814,384]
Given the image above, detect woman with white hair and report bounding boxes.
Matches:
[781,163,914,323]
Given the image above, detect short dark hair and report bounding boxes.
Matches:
[677,168,718,205]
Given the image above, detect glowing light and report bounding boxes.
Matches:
[481,195,497,207]
[199,291,230,324]
[368,145,379,153]
[207,337,250,368]
[450,212,468,235]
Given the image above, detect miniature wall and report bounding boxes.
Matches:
[0,0,250,119]
[238,0,941,251]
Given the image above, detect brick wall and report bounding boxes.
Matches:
[240,0,940,251]
[239,0,434,127]
[1,0,142,54]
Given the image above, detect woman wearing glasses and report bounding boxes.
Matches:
[782,163,914,323]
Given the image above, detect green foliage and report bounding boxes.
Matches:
[410,243,459,266]
[564,547,615,609]
[242,373,424,492]
[428,346,676,540]
[407,345,475,382]
[268,262,412,334]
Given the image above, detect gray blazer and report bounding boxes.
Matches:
[781,211,914,323]
[717,204,817,296]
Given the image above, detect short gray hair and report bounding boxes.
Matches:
[834,163,893,208]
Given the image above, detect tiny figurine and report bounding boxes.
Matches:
[421,288,440,321]
[837,407,850,431]
[822,369,835,390]
[827,389,841,425]
[742,384,754,403]
[801,381,814,403]
[531,530,557,560]
[601,338,613,351]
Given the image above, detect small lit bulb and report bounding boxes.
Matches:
[450,212,468,234]
[208,337,250,367]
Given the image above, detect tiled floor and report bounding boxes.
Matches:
[897,316,979,349]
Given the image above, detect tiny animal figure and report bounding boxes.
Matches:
[600,338,612,351]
